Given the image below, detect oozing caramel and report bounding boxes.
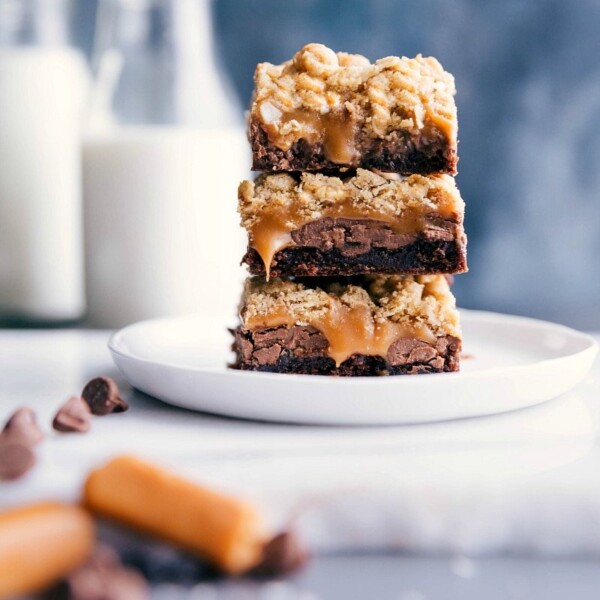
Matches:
[245,300,435,366]
[425,107,456,141]
[250,213,293,280]
[248,193,456,279]
[314,303,435,366]
[262,108,357,165]
[260,102,455,158]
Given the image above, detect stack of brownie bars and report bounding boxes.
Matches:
[231,44,467,376]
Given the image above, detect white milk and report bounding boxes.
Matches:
[83,127,249,328]
[0,48,88,320]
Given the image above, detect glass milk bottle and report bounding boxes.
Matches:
[0,0,89,323]
[84,0,248,328]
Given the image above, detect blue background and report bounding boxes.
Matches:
[76,0,600,329]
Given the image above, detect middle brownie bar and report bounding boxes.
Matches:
[239,169,467,278]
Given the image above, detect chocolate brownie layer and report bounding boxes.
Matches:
[231,326,461,375]
[250,119,457,174]
[242,216,467,277]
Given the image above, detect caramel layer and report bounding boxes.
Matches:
[261,108,357,165]
[248,196,456,279]
[262,104,454,158]
[245,301,435,366]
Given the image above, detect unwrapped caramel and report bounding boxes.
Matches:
[0,502,95,599]
[84,455,266,575]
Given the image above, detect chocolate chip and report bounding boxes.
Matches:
[53,397,92,433]
[64,546,149,600]
[251,531,308,578]
[0,442,35,481]
[1,407,44,447]
[82,377,128,416]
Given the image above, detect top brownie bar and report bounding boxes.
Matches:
[250,43,458,174]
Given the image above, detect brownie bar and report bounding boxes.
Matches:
[232,325,461,375]
[250,44,458,174]
[238,170,466,278]
[231,275,461,376]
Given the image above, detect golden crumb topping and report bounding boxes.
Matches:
[241,274,460,339]
[251,43,457,155]
[238,169,463,230]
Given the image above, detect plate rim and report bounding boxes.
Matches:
[108,308,599,385]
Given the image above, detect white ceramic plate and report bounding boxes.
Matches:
[108,310,598,425]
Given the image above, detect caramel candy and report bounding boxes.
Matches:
[0,503,95,599]
[84,456,266,575]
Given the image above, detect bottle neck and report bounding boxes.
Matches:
[170,0,241,127]
[89,0,241,130]
[0,0,72,47]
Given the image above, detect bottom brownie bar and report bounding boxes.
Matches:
[232,326,460,376]
[231,275,461,376]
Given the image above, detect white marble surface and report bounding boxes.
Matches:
[2,329,600,556]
